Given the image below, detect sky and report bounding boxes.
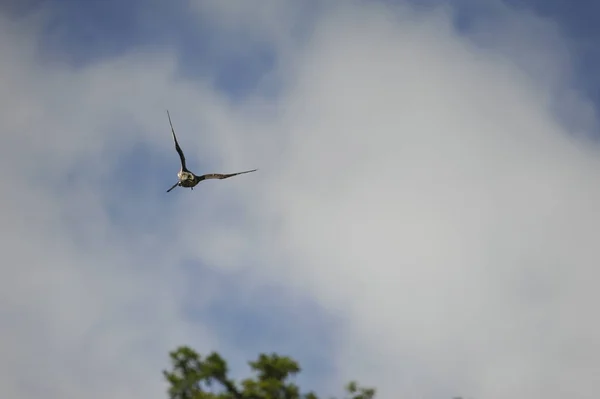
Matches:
[1,1,600,399]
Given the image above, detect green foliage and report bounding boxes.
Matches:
[163,346,376,399]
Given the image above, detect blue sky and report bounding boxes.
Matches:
[21,0,318,99]
[13,0,600,103]
[9,0,600,107]
[2,1,600,399]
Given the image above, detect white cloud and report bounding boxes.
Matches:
[0,11,242,399]
[188,2,600,399]
[2,1,600,399]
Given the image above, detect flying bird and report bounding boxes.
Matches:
[165,110,257,193]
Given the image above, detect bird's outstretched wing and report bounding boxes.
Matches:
[166,182,179,193]
[167,110,187,171]
[198,169,258,181]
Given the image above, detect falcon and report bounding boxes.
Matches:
[165,110,257,193]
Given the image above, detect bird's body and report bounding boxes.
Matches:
[177,170,196,188]
[165,110,257,193]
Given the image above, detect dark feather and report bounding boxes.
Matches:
[197,169,258,181]
[166,182,179,193]
[167,110,188,171]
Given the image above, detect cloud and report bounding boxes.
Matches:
[0,9,257,399]
[184,2,600,399]
[2,1,600,399]
[0,3,334,398]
